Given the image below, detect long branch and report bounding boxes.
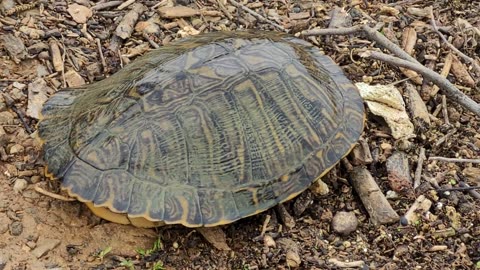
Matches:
[301,24,480,117]
[361,50,480,116]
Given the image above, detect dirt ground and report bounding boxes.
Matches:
[1,0,480,269]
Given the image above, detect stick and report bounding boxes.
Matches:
[301,24,480,116]
[413,147,426,189]
[442,95,450,125]
[458,182,480,200]
[34,184,76,202]
[429,157,480,164]
[360,50,480,117]
[228,0,285,31]
[96,38,107,73]
[349,167,399,225]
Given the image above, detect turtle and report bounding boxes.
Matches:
[38,30,365,228]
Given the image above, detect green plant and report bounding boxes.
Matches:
[120,259,135,270]
[152,261,165,270]
[97,246,112,261]
[136,238,163,257]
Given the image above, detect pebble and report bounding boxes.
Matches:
[286,250,301,268]
[13,178,28,193]
[0,253,10,270]
[10,87,25,100]
[0,111,15,125]
[332,211,358,236]
[0,213,10,234]
[263,235,276,248]
[9,221,23,236]
[31,238,61,258]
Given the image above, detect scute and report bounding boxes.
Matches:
[39,30,365,227]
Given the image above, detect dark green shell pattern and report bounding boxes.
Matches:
[38,31,364,227]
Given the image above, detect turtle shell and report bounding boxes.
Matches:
[38,31,364,227]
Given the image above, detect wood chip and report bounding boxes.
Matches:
[450,54,475,87]
[276,204,295,229]
[289,12,310,20]
[26,78,51,119]
[64,70,85,87]
[431,53,453,97]
[400,27,422,84]
[31,238,61,258]
[49,39,63,72]
[0,34,27,64]
[158,6,199,18]
[405,83,431,130]
[67,4,93,24]
[402,195,432,225]
[349,167,400,225]
[196,227,231,251]
[115,3,147,40]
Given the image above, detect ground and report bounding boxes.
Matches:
[0,0,479,269]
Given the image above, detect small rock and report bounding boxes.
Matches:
[64,70,85,87]
[332,211,358,235]
[67,4,93,24]
[31,238,61,258]
[27,78,52,119]
[309,179,329,195]
[135,21,161,34]
[0,253,10,270]
[26,241,36,249]
[0,213,10,234]
[0,0,15,13]
[31,175,41,184]
[12,82,26,90]
[13,178,28,193]
[445,206,461,230]
[286,250,301,268]
[462,167,480,185]
[9,144,24,154]
[263,235,276,248]
[393,244,409,258]
[10,87,25,100]
[385,190,399,199]
[9,221,23,236]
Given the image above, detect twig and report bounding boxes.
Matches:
[228,0,285,31]
[96,38,107,73]
[429,157,480,164]
[437,186,480,192]
[301,25,363,36]
[260,215,271,236]
[92,1,124,11]
[441,95,450,125]
[430,9,480,73]
[214,0,233,20]
[459,182,480,200]
[413,147,426,189]
[142,33,160,49]
[302,24,480,116]
[361,51,480,117]
[434,128,456,147]
[34,184,76,202]
[3,94,33,134]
